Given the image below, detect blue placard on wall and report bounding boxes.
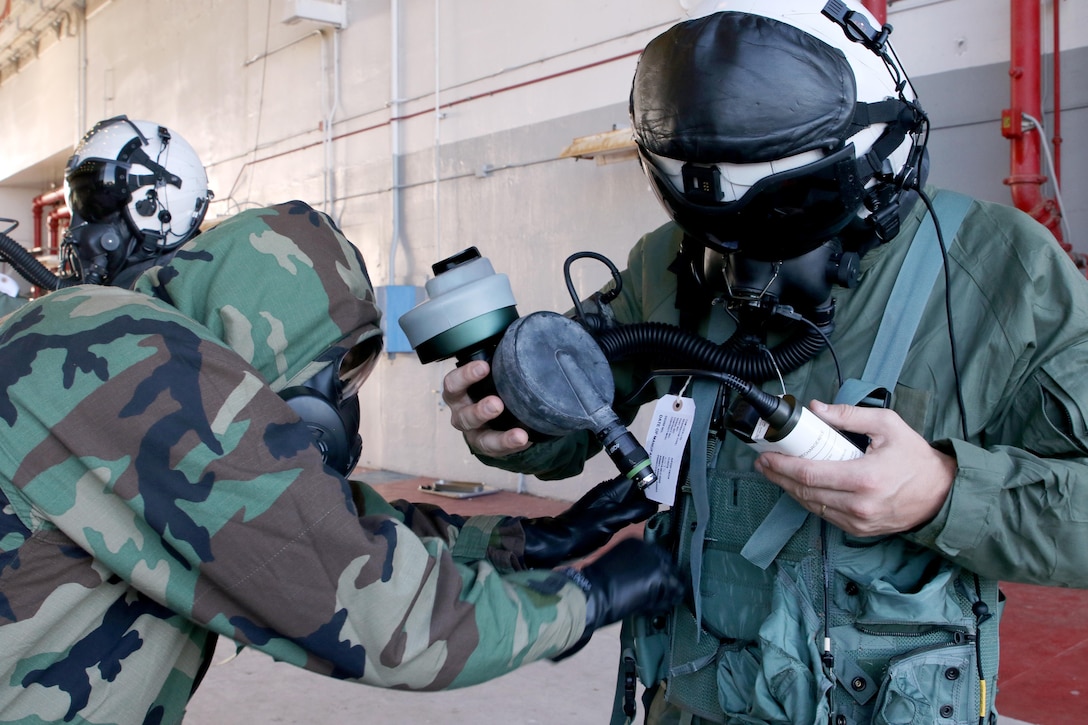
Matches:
[376,285,422,354]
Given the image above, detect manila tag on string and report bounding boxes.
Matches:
[643,394,695,505]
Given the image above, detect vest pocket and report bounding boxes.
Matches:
[872,643,977,725]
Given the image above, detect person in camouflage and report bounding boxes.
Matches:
[0,200,683,724]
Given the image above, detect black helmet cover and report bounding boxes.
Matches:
[631,12,858,165]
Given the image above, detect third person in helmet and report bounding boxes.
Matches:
[62,114,213,288]
[442,1,1088,723]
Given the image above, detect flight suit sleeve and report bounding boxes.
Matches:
[908,342,1088,588]
[903,202,1088,589]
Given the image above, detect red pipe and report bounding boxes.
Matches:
[861,0,887,26]
[1003,0,1064,244]
[31,189,66,252]
[47,206,70,257]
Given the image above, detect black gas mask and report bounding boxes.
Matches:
[61,211,138,286]
[703,237,861,335]
[62,155,171,287]
[279,339,381,477]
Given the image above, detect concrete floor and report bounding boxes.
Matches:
[181,472,1056,724]
[184,618,630,724]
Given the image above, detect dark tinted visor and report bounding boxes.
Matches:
[66,160,131,222]
[640,144,868,261]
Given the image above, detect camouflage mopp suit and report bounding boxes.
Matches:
[0,201,589,724]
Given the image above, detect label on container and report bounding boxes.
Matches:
[751,406,863,461]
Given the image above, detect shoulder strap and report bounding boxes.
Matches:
[739,190,975,570]
[834,190,975,407]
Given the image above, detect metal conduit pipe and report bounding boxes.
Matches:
[322,27,342,220]
[388,0,404,287]
[433,0,442,253]
[1050,0,1062,187]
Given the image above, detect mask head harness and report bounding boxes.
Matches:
[279,336,381,477]
[63,115,211,286]
[632,3,927,327]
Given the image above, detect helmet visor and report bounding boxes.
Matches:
[640,143,867,260]
[66,160,132,222]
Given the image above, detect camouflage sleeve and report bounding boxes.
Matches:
[2,292,587,691]
[371,492,533,573]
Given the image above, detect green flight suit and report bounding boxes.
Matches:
[476,189,1088,723]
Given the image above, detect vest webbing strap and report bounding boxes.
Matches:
[739,190,975,570]
[686,301,737,628]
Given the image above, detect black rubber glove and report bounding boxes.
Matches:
[521,476,657,568]
[554,538,684,659]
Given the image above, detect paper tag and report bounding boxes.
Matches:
[643,394,695,505]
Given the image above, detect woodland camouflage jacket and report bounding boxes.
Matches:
[0,201,586,724]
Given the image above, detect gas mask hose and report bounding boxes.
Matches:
[0,228,75,291]
[592,317,830,383]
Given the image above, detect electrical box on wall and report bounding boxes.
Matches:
[282,0,346,29]
[377,285,423,354]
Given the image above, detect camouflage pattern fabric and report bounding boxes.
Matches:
[0,201,586,725]
[0,294,27,319]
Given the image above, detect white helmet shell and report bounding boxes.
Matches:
[65,116,211,251]
[631,0,924,256]
[667,0,910,203]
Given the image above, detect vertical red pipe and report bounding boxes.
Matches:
[861,0,887,26]
[1003,0,1063,243]
[47,207,70,257]
[31,189,66,252]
